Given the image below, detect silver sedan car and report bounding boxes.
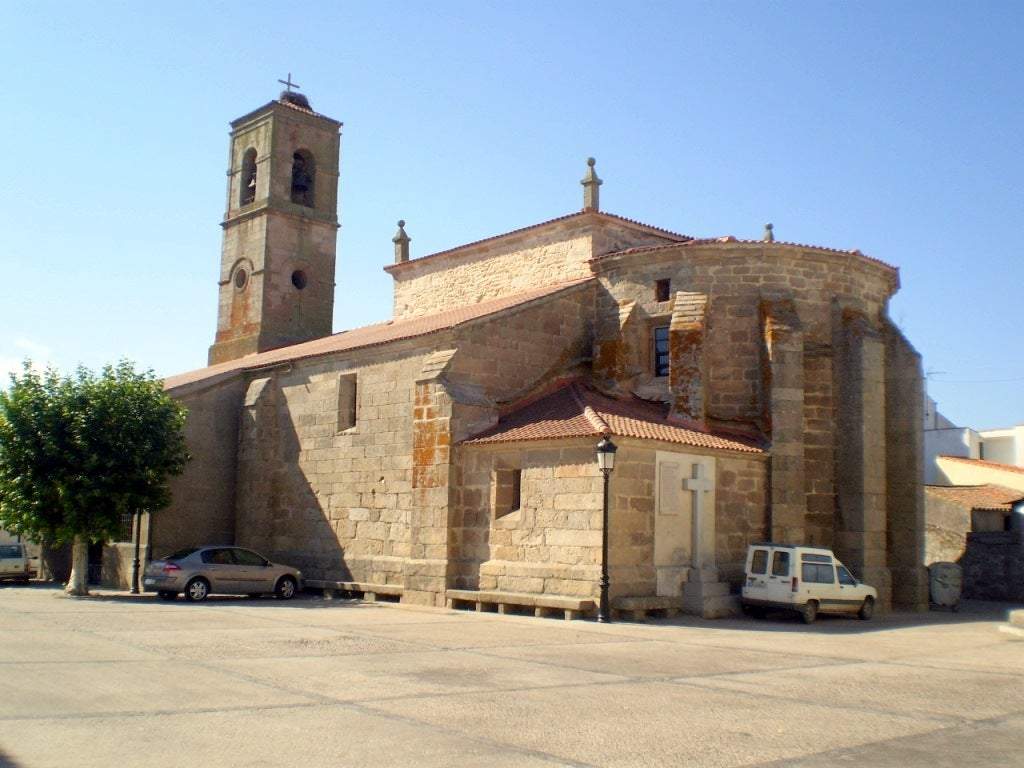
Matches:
[142,546,302,602]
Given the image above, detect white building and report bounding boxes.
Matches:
[923,394,1023,483]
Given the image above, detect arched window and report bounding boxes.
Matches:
[290,150,316,207]
[239,148,257,206]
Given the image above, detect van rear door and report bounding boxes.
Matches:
[743,547,772,600]
[766,549,793,603]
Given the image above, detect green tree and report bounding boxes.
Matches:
[0,361,189,595]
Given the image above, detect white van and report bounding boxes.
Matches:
[740,543,876,623]
[0,543,31,583]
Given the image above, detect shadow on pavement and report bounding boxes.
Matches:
[643,599,1022,635]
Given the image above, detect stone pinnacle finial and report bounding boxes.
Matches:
[581,157,603,212]
[393,220,411,264]
[763,223,774,243]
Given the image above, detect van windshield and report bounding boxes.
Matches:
[0,545,23,558]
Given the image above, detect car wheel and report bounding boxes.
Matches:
[184,577,209,603]
[858,596,875,620]
[275,576,297,600]
[800,600,819,624]
[157,591,177,601]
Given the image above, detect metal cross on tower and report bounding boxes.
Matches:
[277,73,301,93]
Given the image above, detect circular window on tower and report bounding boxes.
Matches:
[233,267,248,290]
[291,269,308,290]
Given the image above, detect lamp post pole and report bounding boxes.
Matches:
[596,437,617,623]
[599,465,611,622]
[130,510,142,595]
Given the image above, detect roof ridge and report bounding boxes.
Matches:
[938,455,1024,475]
[385,210,690,273]
[165,278,593,391]
[570,384,610,435]
[595,238,897,273]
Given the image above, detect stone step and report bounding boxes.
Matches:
[612,595,683,622]
[306,579,403,602]
[702,594,741,619]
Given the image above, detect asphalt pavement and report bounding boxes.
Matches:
[0,584,1021,767]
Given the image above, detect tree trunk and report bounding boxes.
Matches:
[65,536,89,596]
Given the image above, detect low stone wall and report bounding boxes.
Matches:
[960,530,1024,601]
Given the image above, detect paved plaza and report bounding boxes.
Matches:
[0,585,1021,767]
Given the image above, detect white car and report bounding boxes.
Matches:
[740,543,877,623]
[0,543,31,584]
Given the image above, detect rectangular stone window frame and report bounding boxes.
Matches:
[492,465,522,519]
[337,373,358,433]
[652,324,670,378]
[655,278,672,302]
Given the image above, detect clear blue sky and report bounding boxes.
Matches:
[1,2,1021,429]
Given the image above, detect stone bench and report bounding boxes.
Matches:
[306,579,403,603]
[612,595,683,622]
[445,589,595,621]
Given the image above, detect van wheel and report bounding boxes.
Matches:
[858,597,875,620]
[800,600,819,624]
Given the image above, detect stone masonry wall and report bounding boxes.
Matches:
[155,376,246,558]
[453,440,768,601]
[233,340,437,589]
[391,228,593,320]
[884,322,929,609]
[388,217,673,320]
[923,492,972,565]
[448,282,594,405]
[595,244,897,426]
[961,531,1024,602]
[452,442,603,598]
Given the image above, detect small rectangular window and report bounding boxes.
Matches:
[750,549,768,575]
[655,279,671,302]
[510,469,521,512]
[653,326,670,377]
[494,467,522,518]
[837,567,857,586]
[337,373,357,432]
[771,551,790,577]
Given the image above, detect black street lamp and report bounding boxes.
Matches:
[596,436,617,623]
[130,509,142,595]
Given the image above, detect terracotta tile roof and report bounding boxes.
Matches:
[937,455,1024,476]
[924,484,1024,511]
[462,382,763,454]
[164,278,594,391]
[595,238,898,273]
[384,210,692,274]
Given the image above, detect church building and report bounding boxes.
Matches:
[157,89,929,616]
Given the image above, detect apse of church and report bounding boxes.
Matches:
[157,87,929,617]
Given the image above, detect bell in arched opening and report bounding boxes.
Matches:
[290,150,316,208]
[239,148,258,206]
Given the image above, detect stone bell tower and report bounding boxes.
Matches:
[208,82,342,365]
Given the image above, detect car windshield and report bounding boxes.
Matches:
[164,547,198,562]
[0,544,23,558]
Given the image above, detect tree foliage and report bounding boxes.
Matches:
[0,361,189,545]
